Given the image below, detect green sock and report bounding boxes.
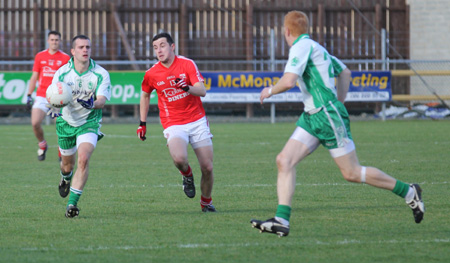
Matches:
[61,170,73,181]
[275,205,292,222]
[68,188,82,206]
[392,180,410,198]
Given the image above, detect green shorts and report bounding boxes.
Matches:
[296,100,353,150]
[56,118,104,150]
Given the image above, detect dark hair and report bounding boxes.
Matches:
[71,35,90,48]
[48,30,61,38]
[152,32,174,45]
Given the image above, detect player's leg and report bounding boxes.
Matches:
[332,145,425,223]
[332,148,396,188]
[167,137,190,171]
[189,117,215,211]
[251,127,319,236]
[65,133,97,218]
[192,140,215,212]
[165,127,195,198]
[31,97,48,161]
[57,120,77,198]
[59,148,76,198]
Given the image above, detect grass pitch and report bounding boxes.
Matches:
[0,120,449,262]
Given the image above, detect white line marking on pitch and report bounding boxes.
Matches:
[20,238,449,251]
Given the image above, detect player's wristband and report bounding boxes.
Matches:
[140,121,146,126]
[181,85,190,92]
[268,88,273,95]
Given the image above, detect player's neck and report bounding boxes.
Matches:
[48,48,58,55]
[74,60,90,74]
[161,55,176,68]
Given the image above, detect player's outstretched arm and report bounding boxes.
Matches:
[260,72,298,104]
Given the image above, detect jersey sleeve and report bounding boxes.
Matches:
[186,60,204,85]
[284,41,311,77]
[141,72,154,93]
[32,53,41,73]
[96,69,112,101]
[330,55,347,76]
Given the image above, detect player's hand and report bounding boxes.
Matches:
[175,78,190,92]
[77,93,94,109]
[260,87,273,104]
[137,121,147,141]
[45,104,62,118]
[26,95,33,110]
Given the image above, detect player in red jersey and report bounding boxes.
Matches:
[137,32,216,212]
[27,31,70,161]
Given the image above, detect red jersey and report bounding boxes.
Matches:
[142,56,206,129]
[32,49,70,97]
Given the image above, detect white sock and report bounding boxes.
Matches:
[275,216,290,226]
[404,186,414,203]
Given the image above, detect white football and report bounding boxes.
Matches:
[46,82,72,108]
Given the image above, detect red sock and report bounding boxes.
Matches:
[180,166,192,177]
[200,196,212,208]
[58,148,61,158]
[38,140,47,150]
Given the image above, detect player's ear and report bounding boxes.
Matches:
[71,49,75,56]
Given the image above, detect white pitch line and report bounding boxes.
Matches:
[20,238,450,252]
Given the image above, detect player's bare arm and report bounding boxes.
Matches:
[260,72,298,104]
[139,91,151,122]
[188,82,207,97]
[336,68,351,103]
[93,95,107,109]
[27,72,39,96]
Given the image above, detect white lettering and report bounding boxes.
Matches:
[167,92,189,102]
[111,84,123,99]
[123,85,134,102]
[2,79,26,100]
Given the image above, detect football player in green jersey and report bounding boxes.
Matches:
[251,11,424,237]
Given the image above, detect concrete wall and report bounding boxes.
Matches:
[407,0,450,98]
[408,0,450,60]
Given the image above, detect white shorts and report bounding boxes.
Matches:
[163,117,213,148]
[290,127,355,158]
[32,96,50,112]
[59,133,98,156]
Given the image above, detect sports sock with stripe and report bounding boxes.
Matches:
[180,165,193,177]
[68,187,83,206]
[200,196,212,208]
[60,170,73,181]
[392,180,410,198]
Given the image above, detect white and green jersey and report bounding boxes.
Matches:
[284,34,346,112]
[52,58,111,127]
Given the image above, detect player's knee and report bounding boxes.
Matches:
[77,154,90,169]
[172,155,188,168]
[341,166,362,183]
[60,163,74,174]
[276,152,291,171]
[200,162,213,176]
[31,120,41,129]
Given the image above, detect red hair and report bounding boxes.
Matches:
[284,11,309,37]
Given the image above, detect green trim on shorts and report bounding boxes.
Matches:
[296,100,352,150]
[56,118,103,150]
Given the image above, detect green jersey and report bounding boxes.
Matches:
[52,58,111,127]
[284,34,347,112]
